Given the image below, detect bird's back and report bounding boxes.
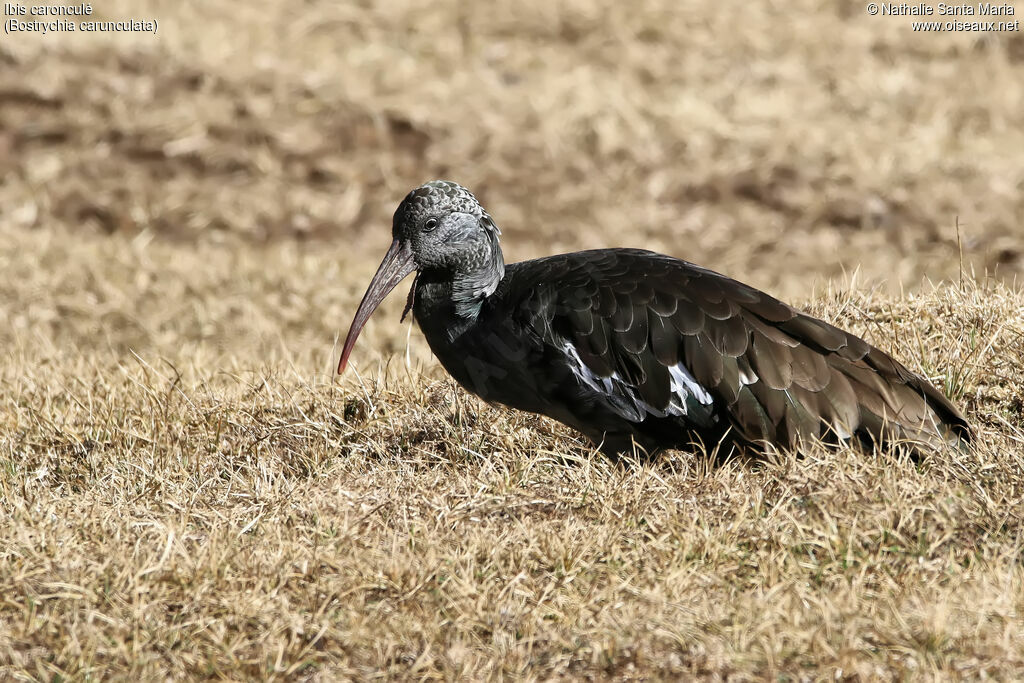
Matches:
[454,249,971,455]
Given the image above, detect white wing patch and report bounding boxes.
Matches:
[667,363,713,406]
[561,341,713,422]
[738,366,759,386]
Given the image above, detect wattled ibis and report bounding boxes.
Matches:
[339,181,971,456]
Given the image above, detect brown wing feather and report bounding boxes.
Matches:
[504,249,971,453]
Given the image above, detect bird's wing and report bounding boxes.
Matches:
[500,249,970,450]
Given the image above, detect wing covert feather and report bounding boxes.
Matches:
[496,248,970,452]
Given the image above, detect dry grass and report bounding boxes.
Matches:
[3,0,1024,679]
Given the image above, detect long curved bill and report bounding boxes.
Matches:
[337,240,416,374]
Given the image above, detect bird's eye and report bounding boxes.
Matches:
[424,218,438,232]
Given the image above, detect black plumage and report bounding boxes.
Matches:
[339,181,972,457]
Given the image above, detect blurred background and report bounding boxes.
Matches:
[2,0,1022,372]
[4,5,1024,677]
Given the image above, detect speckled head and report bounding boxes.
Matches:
[392,180,500,244]
[338,181,505,373]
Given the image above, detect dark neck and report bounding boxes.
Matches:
[413,241,505,340]
[451,239,505,318]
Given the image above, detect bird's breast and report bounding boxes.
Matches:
[412,287,552,409]
[425,317,542,404]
